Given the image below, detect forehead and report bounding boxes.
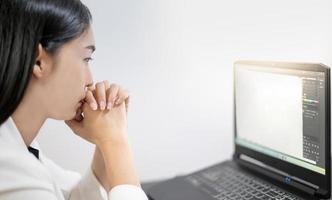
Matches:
[65,26,95,50]
[79,27,95,46]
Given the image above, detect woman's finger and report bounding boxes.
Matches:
[103,80,111,109]
[114,88,129,106]
[106,84,119,110]
[103,80,110,90]
[85,90,98,110]
[113,88,130,114]
[125,94,130,112]
[95,82,106,110]
[86,83,95,92]
[86,83,96,97]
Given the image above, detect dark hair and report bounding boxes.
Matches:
[0,0,92,125]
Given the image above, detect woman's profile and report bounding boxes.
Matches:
[0,0,148,199]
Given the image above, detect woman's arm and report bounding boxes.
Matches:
[95,129,139,188]
[92,139,140,191]
[91,147,110,190]
[66,81,141,190]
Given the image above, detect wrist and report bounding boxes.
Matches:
[95,133,129,150]
[91,147,111,191]
[94,134,140,187]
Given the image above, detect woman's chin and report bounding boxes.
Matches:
[56,103,83,121]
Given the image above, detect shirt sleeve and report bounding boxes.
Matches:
[72,169,149,200]
[39,148,148,200]
[0,148,59,200]
[68,167,108,200]
[108,185,149,200]
[39,153,108,200]
[69,168,149,200]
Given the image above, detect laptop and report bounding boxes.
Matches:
[146,61,331,200]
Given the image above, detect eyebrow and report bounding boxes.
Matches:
[85,45,96,53]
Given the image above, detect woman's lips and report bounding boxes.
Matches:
[77,99,84,106]
[76,102,82,108]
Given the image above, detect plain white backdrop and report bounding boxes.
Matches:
[36,0,332,182]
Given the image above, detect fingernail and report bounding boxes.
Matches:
[107,102,112,110]
[90,103,97,110]
[100,101,105,110]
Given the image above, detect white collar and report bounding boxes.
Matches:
[0,116,40,151]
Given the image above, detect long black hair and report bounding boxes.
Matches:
[0,0,92,125]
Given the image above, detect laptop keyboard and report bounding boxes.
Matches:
[185,166,300,200]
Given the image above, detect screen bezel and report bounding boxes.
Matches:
[233,60,330,196]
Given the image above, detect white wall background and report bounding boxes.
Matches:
[36,0,332,182]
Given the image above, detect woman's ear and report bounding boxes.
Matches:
[32,44,52,79]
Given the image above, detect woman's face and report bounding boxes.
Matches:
[35,27,95,120]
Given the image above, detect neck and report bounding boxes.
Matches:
[11,91,47,147]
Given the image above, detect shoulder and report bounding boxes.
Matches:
[0,143,55,194]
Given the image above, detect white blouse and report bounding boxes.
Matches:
[0,117,148,200]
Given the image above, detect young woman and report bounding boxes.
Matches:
[0,0,148,199]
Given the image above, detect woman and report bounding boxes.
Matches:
[0,0,148,199]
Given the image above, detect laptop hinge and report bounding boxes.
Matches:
[236,154,319,196]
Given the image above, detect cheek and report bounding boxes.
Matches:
[50,87,82,120]
[61,61,85,90]
[49,66,85,117]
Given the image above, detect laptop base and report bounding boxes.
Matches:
[146,160,320,200]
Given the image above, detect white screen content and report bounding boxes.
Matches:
[235,67,308,162]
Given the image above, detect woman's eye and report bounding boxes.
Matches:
[84,57,93,63]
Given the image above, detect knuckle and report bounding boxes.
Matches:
[110,83,119,90]
[96,82,104,88]
[103,80,110,86]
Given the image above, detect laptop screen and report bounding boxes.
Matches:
[235,62,327,175]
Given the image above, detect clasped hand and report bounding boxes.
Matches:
[65,81,130,145]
